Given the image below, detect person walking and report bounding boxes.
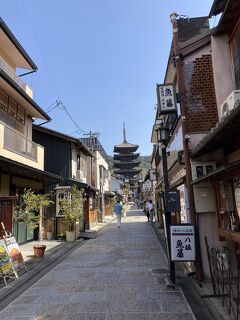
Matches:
[115,200,123,228]
[146,200,154,223]
[145,201,150,221]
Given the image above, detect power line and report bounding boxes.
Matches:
[19,2,88,136]
[20,0,60,99]
[56,100,87,134]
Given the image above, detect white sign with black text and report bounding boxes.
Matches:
[157,83,177,114]
[170,225,195,261]
[149,169,156,181]
[55,186,71,217]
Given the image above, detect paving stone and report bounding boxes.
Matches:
[59,313,106,320]
[160,301,191,312]
[0,303,42,316]
[0,209,196,319]
[70,291,106,302]
[137,291,184,301]
[106,312,194,320]
[35,292,75,303]
[0,316,35,320]
[57,301,109,313]
[109,300,162,312]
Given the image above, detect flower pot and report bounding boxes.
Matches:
[46,232,53,241]
[66,231,75,242]
[33,245,46,258]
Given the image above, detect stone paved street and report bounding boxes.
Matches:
[0,208,195,320]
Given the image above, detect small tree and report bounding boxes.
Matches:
[59,185,84,231]
[14,189,53,241]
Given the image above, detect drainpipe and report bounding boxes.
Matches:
[170,13,203,280]
[100,165,105,220]
[18,69,37,77]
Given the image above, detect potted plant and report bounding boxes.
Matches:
[59,185,84,241]
[14,189,53,257]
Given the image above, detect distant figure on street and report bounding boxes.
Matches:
[146,200,154,223]
[115,200,123,228]
[144,201,149,221]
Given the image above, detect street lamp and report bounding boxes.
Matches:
[154,123,176,284]
[156,123,170,143]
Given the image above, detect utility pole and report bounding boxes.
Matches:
[161,144,176,283]
[170,13,203,280]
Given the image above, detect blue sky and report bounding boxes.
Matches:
[2,0,214,155]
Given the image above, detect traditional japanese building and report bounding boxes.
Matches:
[113,124,141,185]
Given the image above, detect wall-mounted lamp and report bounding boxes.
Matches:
[154,123,170,144]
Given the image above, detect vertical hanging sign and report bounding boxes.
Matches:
[55,186,71,217]
[170,225,195,261]
[156,83,177,114]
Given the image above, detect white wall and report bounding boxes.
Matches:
[95,151,109,191]
[211,34,235,115]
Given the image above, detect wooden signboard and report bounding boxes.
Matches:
[0,239,16,286]
[4,236,25,270]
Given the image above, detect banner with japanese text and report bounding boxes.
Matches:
[170,225,195,261]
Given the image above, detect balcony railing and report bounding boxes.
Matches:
[0,57,32,96]
[3,126,38,162]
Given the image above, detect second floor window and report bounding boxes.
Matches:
[77,154,80,170]
[0,89,25,125]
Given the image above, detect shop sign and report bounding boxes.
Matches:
[0,239,12,275]
[4,236,24,269]
[149,169,156,181]
[170,225,195,261]
[156,83,177,114]
[165,190,181,212]
[55,186,71,217]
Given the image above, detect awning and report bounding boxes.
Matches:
[104,191,115,198]
[191,104,240,157]
[0,155,62,186]
[63,178,88,189]
[88,185,99,192]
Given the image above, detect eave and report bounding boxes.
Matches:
[191,104,240,158]
[0,69,50,120]
[0,155,62,186]
[33,125,95,158]
[0,17,37,71]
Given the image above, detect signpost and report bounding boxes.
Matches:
[170,225,195,261]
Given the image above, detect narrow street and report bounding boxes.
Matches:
[0,207,195,320]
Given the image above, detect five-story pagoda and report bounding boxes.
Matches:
[113,124,141,184]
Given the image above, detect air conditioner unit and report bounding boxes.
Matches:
[191,162,216,181]
[220,90,240,120]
